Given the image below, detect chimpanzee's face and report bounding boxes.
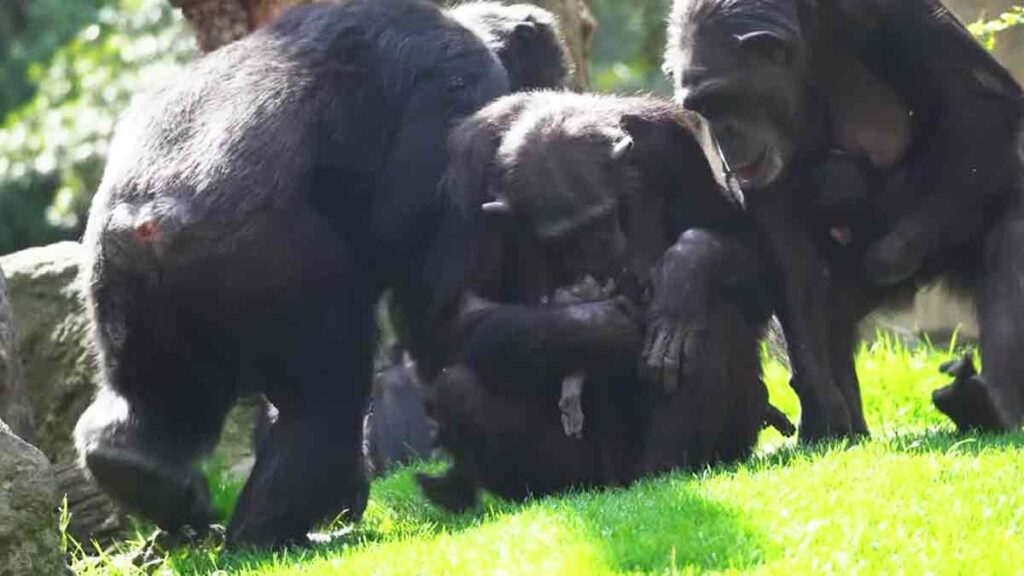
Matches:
[668,25,805,191]
[542,210,628,283]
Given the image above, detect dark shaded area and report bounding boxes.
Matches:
[73,0,516,548]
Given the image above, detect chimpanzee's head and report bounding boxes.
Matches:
[480,103,636,282]
[451,2,572,91]
[665,0,808,192]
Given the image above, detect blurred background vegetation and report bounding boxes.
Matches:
[0,0,1020,255]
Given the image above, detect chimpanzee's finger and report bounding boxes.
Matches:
[662,326,683,394]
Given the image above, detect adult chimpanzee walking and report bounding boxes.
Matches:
[245,0,575,479]
[72,0,554,548]
[413,92,786,510]
[662,0,1024,439]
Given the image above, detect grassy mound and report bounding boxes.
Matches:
[71,333,1024,575]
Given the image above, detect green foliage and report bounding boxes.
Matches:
[0,0,109,117]
[969,6,1024,50]
[589,0,671,95]
[68,333,1024,575]
[0,0,193,254]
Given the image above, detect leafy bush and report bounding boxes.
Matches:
[0,0,107,117]
[0,0,193,254]
[969,6,1024,51]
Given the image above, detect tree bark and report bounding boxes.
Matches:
[169,0,595,87]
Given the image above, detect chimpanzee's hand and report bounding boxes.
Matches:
[639,238,711,395]
[932,355,1007,433]
[640,316,706,395]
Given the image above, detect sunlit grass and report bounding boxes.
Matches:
[71,332,1024,576]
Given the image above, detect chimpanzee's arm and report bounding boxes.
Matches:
[639,227,771,394]
[836,0,1023,284]
[748,196,856,441]
[449,292,641,392]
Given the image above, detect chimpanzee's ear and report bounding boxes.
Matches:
[733,30,794,66]
[611,134,634,160]
[621,112,680,159]
[481,186,512,215]
[620,113,652,143]
[481,199,511,214]
[513,17,538,41]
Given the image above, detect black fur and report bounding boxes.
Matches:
[74,0,513,548]
[450,1,572,90]
[415,92,775,509]
[365,349,434,473]
[666,0,1024,438]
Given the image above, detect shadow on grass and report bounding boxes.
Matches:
[749,427,1024,472]
[163,459,768,574]
[158,428,1023,574]
[562,477,769,574]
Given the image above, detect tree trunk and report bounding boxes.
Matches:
[169,0,595,87]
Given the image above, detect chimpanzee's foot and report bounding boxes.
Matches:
[416,471,478,513]
[85,446,213,532]
[791,377,855,443]
[763,404,797,437]
[933,355,1007,433]
[133,524,226,567]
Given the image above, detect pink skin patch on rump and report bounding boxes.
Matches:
[133,220,161,244]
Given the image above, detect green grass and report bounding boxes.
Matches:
[70,333,1024,575]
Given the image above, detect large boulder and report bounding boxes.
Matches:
[0,265,32,443]
[0,242,95,464]
[0,418,65,576]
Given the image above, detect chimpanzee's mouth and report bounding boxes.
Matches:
[730,147,767,182]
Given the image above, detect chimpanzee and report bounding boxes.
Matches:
[413,92,785,510]
[73,0,533,548]
[664,0,1024,438]
[244,0,574,474]
[364,347,435,474]
[450,1,572,90]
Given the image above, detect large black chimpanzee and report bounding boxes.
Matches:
[72,0,573,549]
[663,0,1024,439]
[412,92,786,511]
[245,0,574,479]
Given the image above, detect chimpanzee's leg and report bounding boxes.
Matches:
[75,383,230,533]
[827,289,870,436]
[226,227,375,548]
[421,364,606,507]
[416,365,486,512]
[751,201,854,441]
[934,206,1024,431]
[228,392,371,546]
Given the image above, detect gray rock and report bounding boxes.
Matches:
[0,242,95,464]
[0,265,33,443]
[0,418,65,576]
[873,283,978,346]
